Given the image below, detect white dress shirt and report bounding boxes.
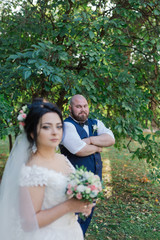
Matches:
[61,119,115,154]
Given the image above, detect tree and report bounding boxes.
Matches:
[0,0,160,180]
[0,94,15,151]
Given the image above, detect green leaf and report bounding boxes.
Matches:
[89,31,94,39]
[51,75,63,83]
[90,95,97,102]
[59,52,68,61]
[89,57,94,62]
[8,54,18,60]
[54,75,63,83]
[157,44,160,51]
[24,70,31,80]
[28,59,37,64]
[155,130,160,136]
[145,134,151,141]
[153,9,160,15]
[71,88,76,95]
[86,85,91,91]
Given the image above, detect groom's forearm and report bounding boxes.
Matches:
[90,134,115,147]
[76,144,102,156]
[82,134,115,147]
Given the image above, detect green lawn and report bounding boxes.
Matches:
[0,138,9,178]
[86,145,160,240]
[0,138,160,239]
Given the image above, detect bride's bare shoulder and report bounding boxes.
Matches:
[26,154,39,166]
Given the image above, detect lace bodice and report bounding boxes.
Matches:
[18,160,83,240]
[20,164,69,208]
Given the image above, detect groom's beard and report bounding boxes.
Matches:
[71,109,89,122]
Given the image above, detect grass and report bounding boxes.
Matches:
[0,138,160,239]
[0,138,9,178]
[86,142,160,240]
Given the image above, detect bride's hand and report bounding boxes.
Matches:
[67,198,96,216]
[81,202,95,217]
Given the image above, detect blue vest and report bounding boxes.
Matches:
[60,117,102,179]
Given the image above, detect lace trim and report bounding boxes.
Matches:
[19,165,48,187]
[19,158,75,187]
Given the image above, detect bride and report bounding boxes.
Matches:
[0,101,94,240]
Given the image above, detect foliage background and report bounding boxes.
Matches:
[0,0,160,180]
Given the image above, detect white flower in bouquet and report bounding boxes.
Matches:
[85,187,91,194]
[77,185,86,192]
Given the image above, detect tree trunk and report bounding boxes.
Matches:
[8,134,13,152]
[150,97,158,129]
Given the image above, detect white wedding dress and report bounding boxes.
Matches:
[17,163,84,240]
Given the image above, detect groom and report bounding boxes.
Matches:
[60,94,115,236]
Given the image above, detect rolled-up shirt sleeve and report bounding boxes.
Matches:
[97,120,115,140]
[61,122,86,154]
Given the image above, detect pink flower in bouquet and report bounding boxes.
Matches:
[89,185,97,191]
[76,192,82,200]
[67,184,72,189]
[67,189,73,195]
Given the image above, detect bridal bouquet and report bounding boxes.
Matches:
[66,166,103,202]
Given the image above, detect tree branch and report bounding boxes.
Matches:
[127,139,135,153]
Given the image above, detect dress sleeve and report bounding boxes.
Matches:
[61,122,86,154]
[19,165,48,187]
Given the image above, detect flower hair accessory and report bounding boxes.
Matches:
[17,105,28,130]
[92,124,98,134]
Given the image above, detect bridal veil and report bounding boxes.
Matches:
[0,132,39,240]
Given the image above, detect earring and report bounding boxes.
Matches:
[56,145,59,152]
[32,142,37,153]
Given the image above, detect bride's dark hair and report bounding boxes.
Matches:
[24,102,63,145]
